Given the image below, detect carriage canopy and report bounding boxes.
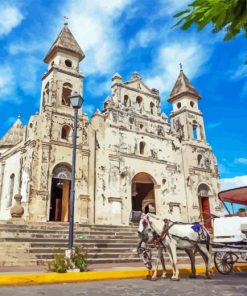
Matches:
[218,186,247,206]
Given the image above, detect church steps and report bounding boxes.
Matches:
[0,233,138,240]
[0,228,138,235]
[33,252,140,260]
[0,238,138,244]
[0,221,138,231]
[29,242,140,248]
[0,245,190,257]
[28,249,190,257]
[0,222,200,267]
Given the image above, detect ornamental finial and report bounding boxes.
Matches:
[64,16,69,26]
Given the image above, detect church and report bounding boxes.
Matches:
[0,24,223,227]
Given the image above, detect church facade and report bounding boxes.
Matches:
[0,24,223,226]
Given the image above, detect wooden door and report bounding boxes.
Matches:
[61,180,70,222]
[55,198,62,221]
[201,196,212,230]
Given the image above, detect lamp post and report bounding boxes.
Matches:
[68,92,83,250]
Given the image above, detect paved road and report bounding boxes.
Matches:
[0,272,246,296]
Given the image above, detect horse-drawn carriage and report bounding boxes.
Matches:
[212,186,247,274]
[137,186,247,279]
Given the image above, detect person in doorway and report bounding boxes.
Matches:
[144,203,156,214]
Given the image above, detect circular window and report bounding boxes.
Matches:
[190,101,194,107]
[65,59,72,68]
[177,102,181,109]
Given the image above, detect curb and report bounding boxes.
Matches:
[0,265,247,286]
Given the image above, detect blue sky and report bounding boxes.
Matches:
[0,0,246,189]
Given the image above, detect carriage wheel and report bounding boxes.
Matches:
[214,251,234,275]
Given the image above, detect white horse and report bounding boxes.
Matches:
[138,213,212,281]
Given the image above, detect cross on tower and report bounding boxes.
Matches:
[179,63,183,72]
[64,16,69,26]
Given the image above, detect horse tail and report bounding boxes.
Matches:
[206,231,210,251]
[203,226,211,252]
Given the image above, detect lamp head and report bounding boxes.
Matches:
[69,92,83,109]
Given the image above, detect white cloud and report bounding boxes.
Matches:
[231,66,247,80]
[8,40,47,55]
[83,104,96,116]
[0,57,41,104]
[218,163,230,176]
[145,41,210,98]
[235,158,247,165]
[86,78,110,97]
[206,121,223,129]
[230,60,247,100]
[5,116,16,127]
[16,57,42,94]
[0,65,15,100]
[221,175,247,191]
[0,4,23,37]
[158,0,190,16]
[61,0,134,76]
[128,28,160,51]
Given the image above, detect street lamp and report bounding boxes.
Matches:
[68,92,83,250]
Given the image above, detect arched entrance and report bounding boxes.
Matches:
[198,184,212,229]
[131,172,156,222]
[49,164,71,222]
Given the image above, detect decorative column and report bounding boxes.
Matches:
[153,184,161,216]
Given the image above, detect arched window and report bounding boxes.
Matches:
[62,83,73,106]
[193,121,198,140]
[139,141,145,155]
[150,102,155,114]
[42,82,49,106]
[136,96,143,112]
[8,174,15,207]
[61,125,71,140]
[197,154,202,166]
[123,95,130,107]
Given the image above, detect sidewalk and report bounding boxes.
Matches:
[0,258,197,274]
[0,260,247,286]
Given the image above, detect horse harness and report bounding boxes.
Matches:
[148,218,209,247]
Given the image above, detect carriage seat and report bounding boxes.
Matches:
[213,216,247,243]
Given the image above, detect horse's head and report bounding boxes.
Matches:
[137,243,152,270]
[137,213,153,242]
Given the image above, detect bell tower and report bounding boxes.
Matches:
[40,21,85,114]
[168,66,206,143]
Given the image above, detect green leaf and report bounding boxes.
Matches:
[173,9,191,18]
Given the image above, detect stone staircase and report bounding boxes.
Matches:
[0,221,193,267]
[0,221,144,267]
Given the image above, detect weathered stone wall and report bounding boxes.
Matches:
[0,149,21,219]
